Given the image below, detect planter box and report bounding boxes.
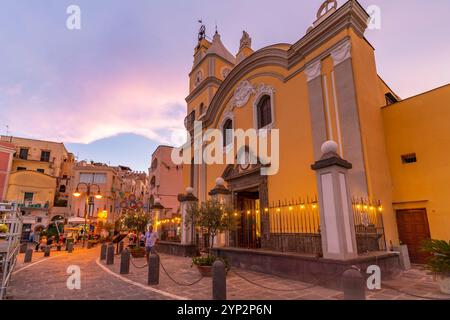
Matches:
[196,265,213,277]
[438,275,450,295]
[155,241,199,257]
[393,245,411,270]
[128,246,145,258]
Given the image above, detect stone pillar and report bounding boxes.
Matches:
[178,187,198,245]
[208,178,232,247]
[311,141,358,260]
[151,198,165,236]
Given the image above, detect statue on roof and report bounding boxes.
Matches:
[198,20,206,42]
[317,0,337,19]
[239,30,252,50]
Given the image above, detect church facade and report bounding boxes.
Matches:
[181,0,450,263]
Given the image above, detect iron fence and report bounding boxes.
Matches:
[263,198,322,255]
[222,195,386,256]
[1,203,23,300]
[351,198,386,254]
[225,197,322,255]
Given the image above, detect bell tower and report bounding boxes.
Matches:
[187,23,236,119]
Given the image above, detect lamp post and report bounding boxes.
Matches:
[73,182,103,247]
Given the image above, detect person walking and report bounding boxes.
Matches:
[144,225,158,262]
[38,236,47,252]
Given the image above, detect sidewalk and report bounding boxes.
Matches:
[104,252,341,300]
[101,250,450,300]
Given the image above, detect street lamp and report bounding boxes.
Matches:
[73,182,103,247]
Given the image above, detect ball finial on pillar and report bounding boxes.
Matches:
[186,187,194,195]
[215,177,225,187]
[321,140,338,156]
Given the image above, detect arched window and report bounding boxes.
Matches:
[222,119,233,147]
[149,195,155,207]
[151,158,158,170]
[59,185,66,193]
[257,95,272,129]
[150,176,156,189]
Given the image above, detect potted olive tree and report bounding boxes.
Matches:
[422,239,450,295]
[186,200,235,277]
[120,209,150,258]
[0,223,8,252]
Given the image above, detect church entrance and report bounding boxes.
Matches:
[222,156,269,250]
[232,189,261,249]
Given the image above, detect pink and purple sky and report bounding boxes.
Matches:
[1,0,449,171]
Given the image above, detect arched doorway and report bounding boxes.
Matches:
[222,151,269,249]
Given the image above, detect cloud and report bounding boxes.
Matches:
[3,75,187,145]
[0,84,23,96]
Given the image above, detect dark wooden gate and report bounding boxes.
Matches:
[396,209,431,264]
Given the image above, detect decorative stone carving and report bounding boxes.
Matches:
[305,60,322,82]
[239,30,252,50]
[221,67,231,79]
[255,83,275,98]
[195,70,203,87]
[331,40,352,66]
[231,80,255,108]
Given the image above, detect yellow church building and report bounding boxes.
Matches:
[179,0,450,265]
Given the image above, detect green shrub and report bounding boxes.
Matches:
[421,239,450,275]
[191,255,230,270]
[0,224,8,234]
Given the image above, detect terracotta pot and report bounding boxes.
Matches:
[438,275,450,295]
[129,247,146,258]
[196,265,213,277]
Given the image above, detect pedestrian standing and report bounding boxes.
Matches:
[144,225,158,262]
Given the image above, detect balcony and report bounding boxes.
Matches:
[18,202,50,211]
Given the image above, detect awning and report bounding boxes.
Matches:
[67,217,86,224]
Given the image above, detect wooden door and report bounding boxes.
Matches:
[396,209,431,264]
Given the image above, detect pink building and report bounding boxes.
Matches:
[148,146,183,214]
[0,141,15,202]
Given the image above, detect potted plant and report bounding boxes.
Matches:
[0,223,8,241]
[0,224,8,253]
[0,223,8,235]
[191,255,230,277]
[120,208,150,258]
[421,239,450,295]
[186,200,236,276]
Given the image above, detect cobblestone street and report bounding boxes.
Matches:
[8,246,169,300]
[6,244,449,300]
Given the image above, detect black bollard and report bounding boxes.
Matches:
[120,248,130,274]
[100,243,107,260]
[20,243,28,254]
[212,260,227,300]
[148,254,160,285]
[118,241,124,255]
[106,243,115,265]
[87,241,93,249]
[68,242,74,253]
[57,245,61,252]
[342,266,366,300]
[24,249,33,263]
[44,246,51,257]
